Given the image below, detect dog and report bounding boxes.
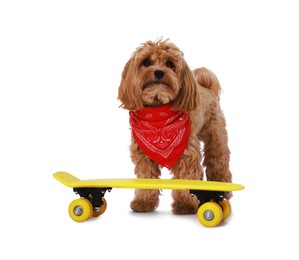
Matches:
[118,39,232,214]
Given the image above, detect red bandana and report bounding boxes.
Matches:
[129,104,190,169]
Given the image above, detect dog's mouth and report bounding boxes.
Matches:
[142,81,169,90]
[142,81,176,107]
[144,98,164,107]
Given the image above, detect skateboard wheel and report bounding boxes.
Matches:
[197,202,223,227]
[68,198,93,222]
[219,200,231,221]
[92,198,107,217]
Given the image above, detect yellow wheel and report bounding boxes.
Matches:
[92,198,107,217]
[219,200,231,221]
[197,202,223,227]
[68,198,93,222]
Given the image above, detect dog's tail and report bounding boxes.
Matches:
[193,67,221,98]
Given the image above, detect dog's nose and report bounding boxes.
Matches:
[154,70,164,80]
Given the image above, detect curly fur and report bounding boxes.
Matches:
[118,39,232,214]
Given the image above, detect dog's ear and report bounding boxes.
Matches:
[173,60,199,112]
[118,58,143,110]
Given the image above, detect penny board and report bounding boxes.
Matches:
[53,171,244,191]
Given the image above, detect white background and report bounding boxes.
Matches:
[1,0,298,259]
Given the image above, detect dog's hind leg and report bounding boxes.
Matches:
[199,104,232,184]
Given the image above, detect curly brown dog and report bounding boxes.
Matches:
[118,39,232,214]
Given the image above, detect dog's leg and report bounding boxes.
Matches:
[200,105,232,185]
[171,139,203,214]
[130,141,161,212]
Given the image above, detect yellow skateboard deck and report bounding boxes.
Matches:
[53,171,244,192]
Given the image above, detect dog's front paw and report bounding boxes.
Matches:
[172,191,198,215]
[172,200,198,215]
[130,189,159,212]
[130,199,158,212]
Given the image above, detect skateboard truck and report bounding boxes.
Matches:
[189,190,227,206]
[73,187,111,208]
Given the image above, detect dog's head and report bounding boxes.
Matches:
[118,39,199,111]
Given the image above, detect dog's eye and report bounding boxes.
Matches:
[142,59,151,67]
[166,60,175,69]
